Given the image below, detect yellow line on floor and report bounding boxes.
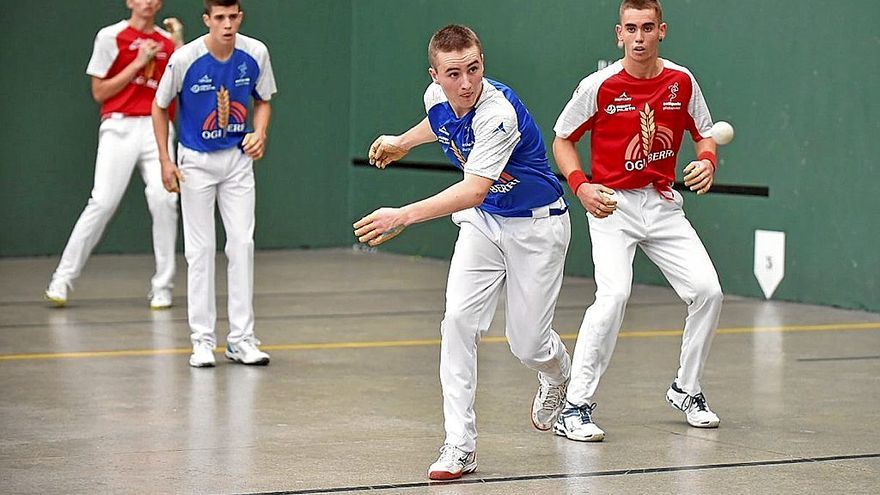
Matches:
[1,322,878,362]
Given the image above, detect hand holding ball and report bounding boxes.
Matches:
[710,121,735,146]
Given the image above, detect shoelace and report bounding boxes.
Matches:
[438,445,467,464]
[563,402,597,424]
[577,403,597,424]
[680,392,709,412]
[539,384,564,412]
[235,338,264,355]
[691,393,709,412]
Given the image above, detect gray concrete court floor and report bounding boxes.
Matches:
[0,248,878,494]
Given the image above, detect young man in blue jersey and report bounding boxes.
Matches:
[152,0,276,367]
[354,24,572,481]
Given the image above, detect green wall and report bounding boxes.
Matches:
[0,0,352,257]
[1,1,877,311]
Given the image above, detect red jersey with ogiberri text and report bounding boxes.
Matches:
[554,59,712,190]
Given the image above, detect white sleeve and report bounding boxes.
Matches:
[423,83,447,113]
[553,74,601,139]
[85,29,118,78]
[154,51,183,109]
[687,73,713,138]
[463,104,521,181]
[254,43,277,101]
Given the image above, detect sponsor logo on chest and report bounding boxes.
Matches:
[191,75,216,94]
[605,91,636,114]
[234,63,251,87]
[662,82,682,111]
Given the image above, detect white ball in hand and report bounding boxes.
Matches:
[710,121,735,145]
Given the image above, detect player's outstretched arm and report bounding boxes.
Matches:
[151,100,184,193]
[552,137,617,218]
[368,117,437,169]
[683,136,718,195]
[353,173,492,247]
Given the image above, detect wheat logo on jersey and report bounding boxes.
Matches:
[489,171,521,194]
[623,104,674,171]
[129,38,167,87]
[663,82,682,110]
[640,104,656,156]
[449,140,467,165]
[201,85,248,139]
[235,63,251,87]
[128,38,167,60]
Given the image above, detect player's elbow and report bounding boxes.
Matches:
[91,88,107,104]
[151,100,167,119]
[466,186,489,208]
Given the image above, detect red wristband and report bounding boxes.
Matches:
[566,170,589,194]
[698,151,717,171]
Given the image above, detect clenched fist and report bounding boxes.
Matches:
[368,135,408,169]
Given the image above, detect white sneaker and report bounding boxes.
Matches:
[427,444,477,480]
[149,288,173,310]
[531,376,567,431]
[553,401,605,442]
[189,342,216,368]
[44,279,70,307]
[666,382,720,428]
[225,339,270,365]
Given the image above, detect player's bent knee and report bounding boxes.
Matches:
[224,238,254,256]
[596,292,630,307]
[86,196,122,218]
[145,188,178,214]
[695,281,723,305]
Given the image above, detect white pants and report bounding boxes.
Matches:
[567,186,723,405]
[52,115,178,292]
[178,145,256,347]
[441,200,572,452]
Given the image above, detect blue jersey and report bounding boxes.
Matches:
[424,78,563,217]
[155,34,277,152]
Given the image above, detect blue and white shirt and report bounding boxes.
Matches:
[424,78,563,217]
[155,34,277,152]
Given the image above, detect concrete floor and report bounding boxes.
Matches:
[1,248,878,494]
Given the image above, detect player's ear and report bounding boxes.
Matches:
[428,67,439,83]
[202,13,210,28]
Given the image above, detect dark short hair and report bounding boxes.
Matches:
[204,0,240,16]
[428,24,483,68]
[619,0,663,22]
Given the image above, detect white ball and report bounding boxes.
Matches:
[711,121,735,145]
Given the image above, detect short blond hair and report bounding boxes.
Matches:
[428,25,483,68]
